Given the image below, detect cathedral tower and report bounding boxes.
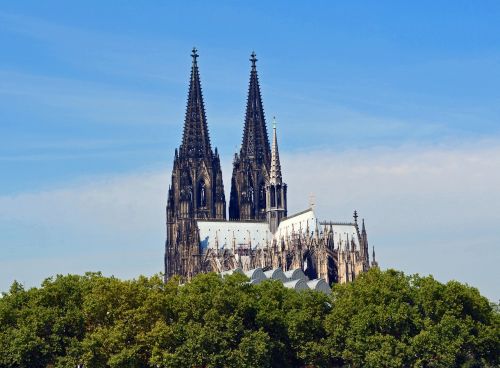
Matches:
[229,52,271,221]
[164,48,226,281]
[266,119,287,233]
[162,50,375,286]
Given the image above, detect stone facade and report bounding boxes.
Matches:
[164,49,377,284]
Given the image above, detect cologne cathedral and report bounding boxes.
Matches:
[164,49,378,285]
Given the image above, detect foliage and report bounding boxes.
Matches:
[0,269,498,367]
[325,269,500,367]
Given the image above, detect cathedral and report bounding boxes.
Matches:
[164,48,378,285]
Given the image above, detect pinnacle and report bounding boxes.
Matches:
[270,117,282,184]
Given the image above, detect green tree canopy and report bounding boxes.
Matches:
[0,269,498,368]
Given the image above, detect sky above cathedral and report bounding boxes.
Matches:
[1,1,499,300]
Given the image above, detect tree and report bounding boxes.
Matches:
[325,268,500,367]
[0,269,497,368]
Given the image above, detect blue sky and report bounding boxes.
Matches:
[1,2,499,300]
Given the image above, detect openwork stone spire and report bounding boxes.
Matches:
[180,47,212,159]
[270,117,282,184]
[165,48,226,282]
[240,51,271,165]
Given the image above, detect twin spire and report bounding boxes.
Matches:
[177,48,287,226]
[241,51,272,166]
[180,48,281,173]
[180,47,212,159]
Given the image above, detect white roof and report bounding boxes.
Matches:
[328,224,360,250]
[217,268,331,295]
[284,268,308,282]
[277,208,360,250]
[197,220,271,250]
[264,268,287,282]
[220,268,244,277]
[198,209,360,251]
[244,268,266,283]
[307,279,332,294]
[275,209,317,240]
[283,279,309,291]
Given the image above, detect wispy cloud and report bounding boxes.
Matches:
[0,11,186,84]
[0,70,180,126]
[1,140,499,300]
[0,168,169,288]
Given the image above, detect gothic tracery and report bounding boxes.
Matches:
[164,50,376,285]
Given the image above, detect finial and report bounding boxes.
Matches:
[250,51,257,68]
[272,116,277,129]
[309,193,316,210]
[353,210,358,224]
[191,47,199,61]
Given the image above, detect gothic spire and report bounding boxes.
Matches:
[360,218,369,260]
[180,47,212,159]
[240,52,271,165]
[270,117,282,184]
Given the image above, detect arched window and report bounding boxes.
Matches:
[276,185,282,207]
[180,171,193,202]
[258,183,266,209]
[248,175,254,204]
[270,185,276,207]
[248,186,254,204]
[198,180,207,207]
[303,252,318,280]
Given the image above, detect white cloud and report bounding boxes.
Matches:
[1,141,499,300]
[0,168,169,290]
[282,141,500,301]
